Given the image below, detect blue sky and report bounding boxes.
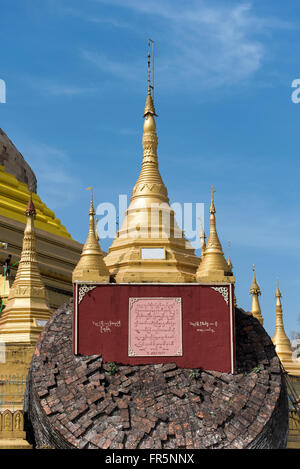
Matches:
[1,0,300,340]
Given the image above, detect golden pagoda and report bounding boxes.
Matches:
[72,189,110,283]
[196,188,235,284]
[271,283,300,449]
[272,282,300,377]
[249,265,263,326]
[104,54,199,283]
[0,194,52,345]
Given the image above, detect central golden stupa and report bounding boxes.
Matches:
[104,62,200,283]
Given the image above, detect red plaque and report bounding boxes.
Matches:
[128,298,182,357]
[73,283,236,373]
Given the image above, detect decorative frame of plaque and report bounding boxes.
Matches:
[128,297,183,357]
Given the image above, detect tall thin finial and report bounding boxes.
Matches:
[86,187,95,215]
[144,41,157,117]
[210,186,216,214]
[276,278,281,298]
[147,52,151,95]
[148,38,154,99]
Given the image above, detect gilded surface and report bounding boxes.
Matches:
[0,195,51,344]
[249,265,263,326]
[72,189,110,283]
[196,188,235,284]
[272,284,300,377]
[0,410,31,449]
[0,164,71,239]
[104,81,200,283]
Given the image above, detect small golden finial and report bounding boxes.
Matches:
[86,187,95,216]
[250,264,261,295]
[25,187,36,217]
[275,278,281,298]
[249,264,263,325]
[210,186,216,214]
[227,241,233,269]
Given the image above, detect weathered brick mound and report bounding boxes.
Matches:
[25,300,289,449]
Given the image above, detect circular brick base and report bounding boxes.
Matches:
[25,301,289,449]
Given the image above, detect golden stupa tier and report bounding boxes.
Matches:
[104,91,200,283]
[272,284,300,377]
[0,165,71,239]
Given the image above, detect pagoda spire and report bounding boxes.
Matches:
[0,192,51,343]
[272,282,293,362]
[196,188,235,284]
[131,52,168,204]
[272,282,300,376]
[249,264,263,325]
[72,188,110,283]
[104,44,199,283]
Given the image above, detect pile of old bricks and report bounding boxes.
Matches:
[25,300,289,449]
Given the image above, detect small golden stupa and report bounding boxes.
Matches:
[104,54,199,283]
[72,188,110,283]
[196,188,235,284]
[249,265,263,326]
[0,194,52,344]
[272,282,300,377]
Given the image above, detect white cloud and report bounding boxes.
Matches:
[22,74,97,97]
[80,49,138,81]
[89,0,291,88]
[44,83,97,96]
